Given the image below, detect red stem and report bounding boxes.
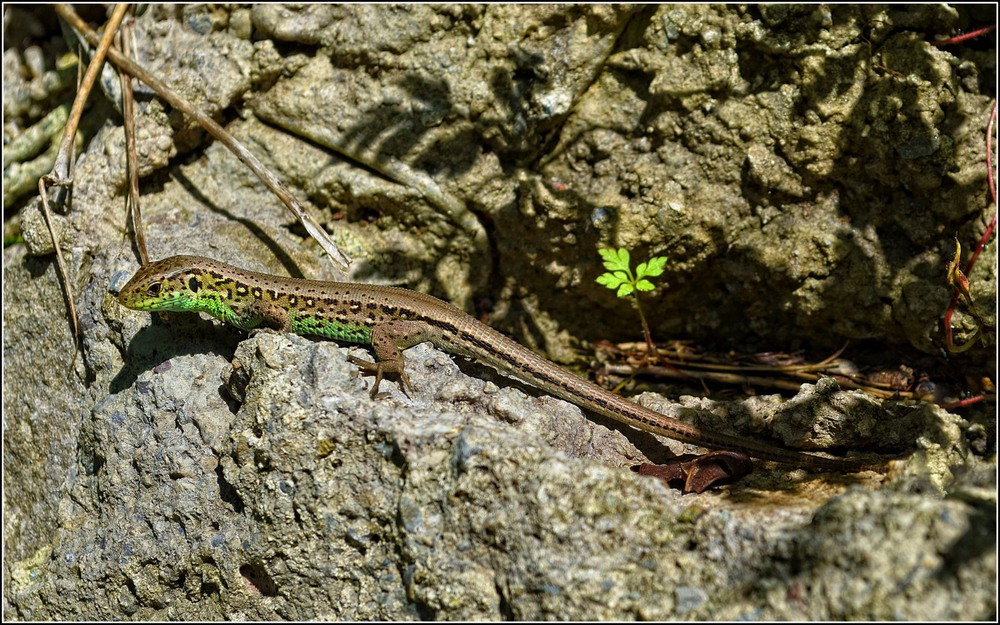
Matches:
[965,101,998,276]
[930,24,996,46]
[943,101,997,350]
[939,395,986,410]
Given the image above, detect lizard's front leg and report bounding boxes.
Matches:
[236,300,292,335]
[347,320,432,398]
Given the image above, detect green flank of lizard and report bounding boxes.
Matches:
[118,255,888,473]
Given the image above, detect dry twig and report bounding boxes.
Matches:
[39,3,130,345]
[54,3,351,273]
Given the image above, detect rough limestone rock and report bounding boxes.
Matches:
[4,5,994,620]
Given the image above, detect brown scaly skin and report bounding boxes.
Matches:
[118,255,890,473]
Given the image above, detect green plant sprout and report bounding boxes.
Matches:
[596,247,667,356]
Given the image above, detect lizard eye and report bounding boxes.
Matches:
[147,282,161,296]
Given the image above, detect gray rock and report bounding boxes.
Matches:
[4,4,994,620]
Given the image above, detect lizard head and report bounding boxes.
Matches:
[117,255,221,313]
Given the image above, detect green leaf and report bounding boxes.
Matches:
[597,247,618,262]
[598,247,631,273]
[597,248,670,299]
[638,256,667,278]
[596,271,631,290]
